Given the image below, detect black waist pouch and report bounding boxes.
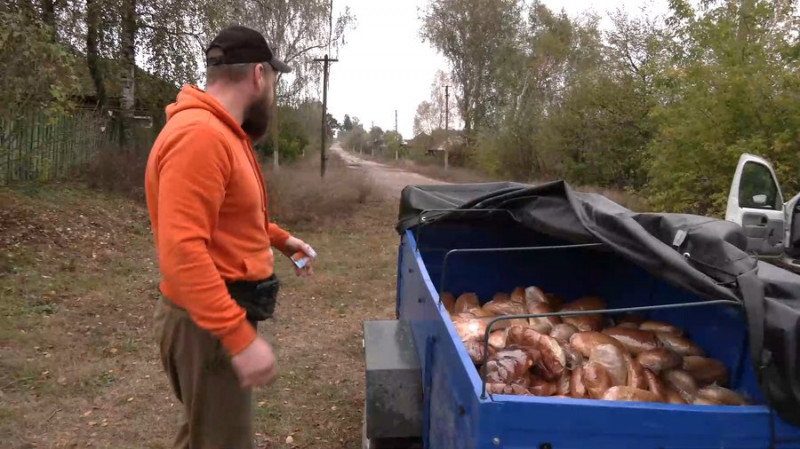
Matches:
[226,275,280,322]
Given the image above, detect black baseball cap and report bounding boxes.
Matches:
[206,25,292,73]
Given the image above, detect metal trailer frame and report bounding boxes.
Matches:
[389,217,800,449]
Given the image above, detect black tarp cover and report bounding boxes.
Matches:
[397,180,800,426]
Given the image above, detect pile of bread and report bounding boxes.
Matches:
[442,286,748,405]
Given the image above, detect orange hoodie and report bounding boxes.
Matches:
[144,85,291,355]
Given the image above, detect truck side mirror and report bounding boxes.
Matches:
[753,194,767,205]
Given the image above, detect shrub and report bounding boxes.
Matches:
[265,153,374,228]
[84,146,148,202]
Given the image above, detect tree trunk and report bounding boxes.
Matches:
[40,0,56,34]
[119,0,136,147]
[736,0,753,59]
[271,88,280,169]
[18,0,36,18]
[86,0,106,111]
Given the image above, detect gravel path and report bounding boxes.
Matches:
[329,142,444,199]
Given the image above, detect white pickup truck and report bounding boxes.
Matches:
[726,153,800,272]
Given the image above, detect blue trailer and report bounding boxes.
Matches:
[363,185,800,449]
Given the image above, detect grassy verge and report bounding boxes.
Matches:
[0,158,395,448]
[266,153,374,228]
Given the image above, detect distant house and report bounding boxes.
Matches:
[369,137,388,154]
[426,131,463,156]
[70,54,179,126]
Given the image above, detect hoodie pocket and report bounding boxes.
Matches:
[242,253,269,280]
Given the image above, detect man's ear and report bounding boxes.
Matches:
[252,63,265,91]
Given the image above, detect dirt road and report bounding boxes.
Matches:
[330,142,443,199]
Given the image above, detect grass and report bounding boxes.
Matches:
[0,155,394,448]
[266,153,375,229]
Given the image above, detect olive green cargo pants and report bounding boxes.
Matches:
[154,299,254,449]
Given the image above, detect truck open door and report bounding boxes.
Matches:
[725,154,785,256]
[784,192,800,261]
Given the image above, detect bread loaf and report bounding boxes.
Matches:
[602,386,662,402]
[583,362,613,399]
[602,327,659,355]
[662,370,698,403]
[550,323,579,344]
[624,353,647,390]
[441,292,456,314]
[696,385,748,406]
[560,296,606,332]
[454,293,481,313]
[643,369,667,401]
[637,348,683,374]
[590,344,627,386]
[640,320,683,336]
[656,332,704,357]
[569,332,626,358]
[682,356,729,386]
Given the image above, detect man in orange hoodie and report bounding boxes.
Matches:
[145,26,315,449]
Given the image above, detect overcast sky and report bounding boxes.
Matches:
[326,0,668,138]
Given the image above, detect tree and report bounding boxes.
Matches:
[415,0,800,215]
[542,8,664,190]
[119,0,137,145]
[218,0,355,167]
[368,126,383,140]
[341,123,367,153]
[85,0,106,110]
[421,0,522,139]
[259,105,308,164]
[326,113,339,136]
[646,0,800,214]
[342,114,353,132]
[473,2,605,180]
[413,101,437,136]
[413,70,459,136]
[384,130,404,159]
[0,8,78,119]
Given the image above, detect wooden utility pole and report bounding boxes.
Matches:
[394,109,399,161]
[444,85,450,171]
[313,54,338,178]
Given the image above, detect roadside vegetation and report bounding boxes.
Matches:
[340,0,800,217]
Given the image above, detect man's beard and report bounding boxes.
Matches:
[241,89,271,143]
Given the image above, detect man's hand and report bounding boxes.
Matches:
[282,236,315,277]
[231,337,277,388]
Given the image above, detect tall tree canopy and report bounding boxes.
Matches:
[419,0,800,215]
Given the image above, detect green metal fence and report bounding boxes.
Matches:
[0,110,158,185]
